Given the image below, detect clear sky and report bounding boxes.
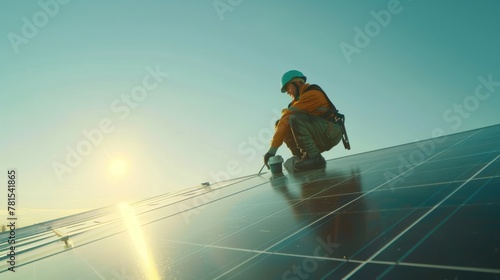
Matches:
[1,0,499,227]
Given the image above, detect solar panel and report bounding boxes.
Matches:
[1,124,499,279]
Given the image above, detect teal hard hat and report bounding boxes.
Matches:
[281,70,307,93]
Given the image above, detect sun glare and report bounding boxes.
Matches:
[110,159,127,177]
[119,203,160,280]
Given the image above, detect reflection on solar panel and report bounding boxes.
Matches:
[1,124,499,279]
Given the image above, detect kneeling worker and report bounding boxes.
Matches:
[264,70,348,173]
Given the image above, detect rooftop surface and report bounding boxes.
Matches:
[1,124,499,279]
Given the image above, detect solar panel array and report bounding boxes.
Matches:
[1,124,499,279]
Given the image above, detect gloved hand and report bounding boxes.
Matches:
[264,152,275,169]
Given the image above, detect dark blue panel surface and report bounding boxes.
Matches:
[1,125,499,279]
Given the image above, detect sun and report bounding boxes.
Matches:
[109,159,127,177]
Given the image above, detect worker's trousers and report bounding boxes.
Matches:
[283,113,343,158]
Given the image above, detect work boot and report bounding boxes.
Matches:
[294,154,326,172]
[283,156,300,174]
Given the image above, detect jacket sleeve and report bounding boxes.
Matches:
[269,114,292,152]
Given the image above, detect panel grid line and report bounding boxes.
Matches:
[340,153,500,279]
[375,175,495,279]
[152,163,385,271]
[161,239,500,275]
[213,129,482,279]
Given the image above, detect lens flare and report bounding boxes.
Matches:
[119,202,160,280]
